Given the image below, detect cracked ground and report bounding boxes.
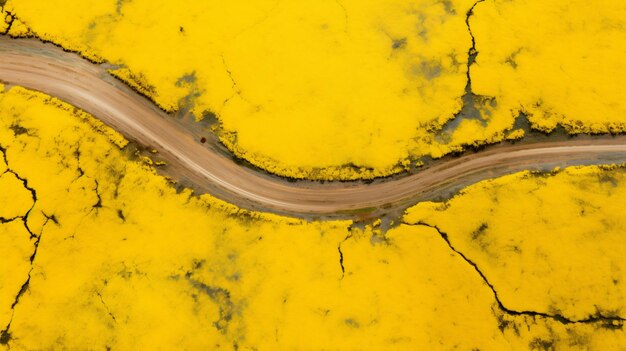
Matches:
[1,0,626,350]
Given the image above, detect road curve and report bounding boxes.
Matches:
[2,37,626,218]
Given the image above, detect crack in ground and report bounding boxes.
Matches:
[95,291,117,323]
[463,0,486,108]
[403,221,626,326]
[437,0,494,138]
[0,146,38,237]
[465,0,483,70]
[220,55,243,109]
[0,216,49,346]
[2,10,15,36]
[0,146,46,346]
[11,170,37,238]
[338,246,345,278]
[67,143,104,213]
[92,179,103,210]
[337,233,354,280]
[0,144,8,168]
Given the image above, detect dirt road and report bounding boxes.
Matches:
[2,37,626,218]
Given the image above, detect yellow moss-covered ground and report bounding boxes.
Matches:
[3,0,624,180]
[405,166,626,322]
[0,86,625,349]
[0,0,478,180]
[471,0,626,135]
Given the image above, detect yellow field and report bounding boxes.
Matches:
[0,85,623,349]
[471,0,626,134]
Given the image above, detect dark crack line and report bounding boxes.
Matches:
[66,143,104,213]
[95,291,117,323]
[0,145,44,346]
[79,178,104,223]
[404,221,626,325]
[458,0,484,118]
[337,233,352,280]
[93,179,103,209]
[436,0,488,139]
[10,171,38,238]
[465,0,484,70]
[221,55,241,96]
[338,246,345,278]
[0,216,49,346]
[0,145,8,168]
[43,212,59,226]
[0,215,21,224]
[2,11,15,36]
[0,146,38,237]
[219,55,254,111]
[0,222,44,345]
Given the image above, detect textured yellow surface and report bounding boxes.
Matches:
[405,166,626,322]
[3,1,626,180]
[2,0,473,180]
[0,86,624,349]
[471,0,626,134]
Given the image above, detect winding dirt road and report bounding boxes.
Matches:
[1,37,626,218]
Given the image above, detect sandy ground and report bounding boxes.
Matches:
[2,37,626,218]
